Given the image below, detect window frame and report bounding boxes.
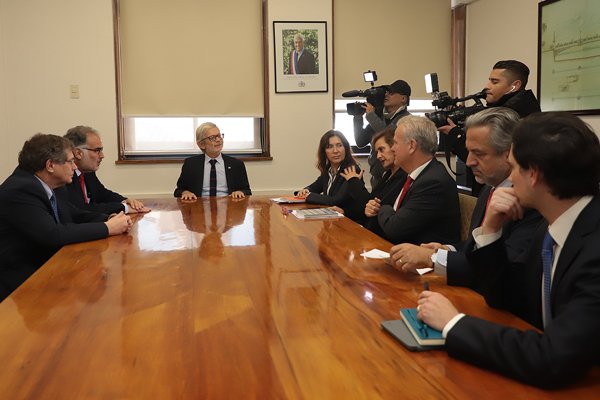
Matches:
[111,0,271,164]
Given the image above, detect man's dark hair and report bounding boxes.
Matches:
[18,133,72,173]
[64,125,98,147]
[493,60,530,88]
[316,130,355,173]
[512,112,600,198]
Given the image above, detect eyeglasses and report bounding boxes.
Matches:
[82,147,104,154]
[201,133,225,143]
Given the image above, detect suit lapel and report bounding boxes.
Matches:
[222,155,232,194]
[552,196,600,294]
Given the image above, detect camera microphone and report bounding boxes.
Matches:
[342,90,362,97]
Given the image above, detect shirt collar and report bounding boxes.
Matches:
[408,159,432,181]
[34,175,54,200]
[549,195,593,248]
[205,153,224,165]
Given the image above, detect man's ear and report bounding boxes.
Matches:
[528,166,542,188]
[512,79,523,91]
[73,147,83,160]
[45,159,55,173]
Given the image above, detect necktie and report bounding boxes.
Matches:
[394,176,413,210]
[541,231,555,327]
[79,174,88,204]
[209,159,217,197]
[480,187,495,226]
[50,193,60,223]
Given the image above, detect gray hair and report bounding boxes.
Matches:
[64,125,99,147]
[465,107,520,154]
[293,33,304,42]
[396,116,438,156]
[195,122,218,143]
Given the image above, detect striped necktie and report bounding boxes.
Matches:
[209,159,217,197]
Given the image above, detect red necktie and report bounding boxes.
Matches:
[480,187,495,226]
[79,174,88,204]
[394,176,413,210]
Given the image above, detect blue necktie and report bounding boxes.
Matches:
[209,159,217,197]
[541,231,555,327]
[50,193,60,223]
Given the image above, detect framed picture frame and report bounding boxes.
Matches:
[538,0,600,114]
[273,21,328,93]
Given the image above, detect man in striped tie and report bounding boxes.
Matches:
[416,112,600,388]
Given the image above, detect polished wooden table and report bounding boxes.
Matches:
[0,196,598,399]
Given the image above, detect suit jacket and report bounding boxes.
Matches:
[174,154,252,197]
[304,160,363,222]
[449,195,600,388]
[289,49,316,74]
[0,168,108,300]
[376,158,461,245]
[446,185,544,290]
[66,171,126,214]
[345,168,407,232]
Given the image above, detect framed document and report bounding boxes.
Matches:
[273,21,328,93]
[538,0,600,114]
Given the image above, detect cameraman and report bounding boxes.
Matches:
[354,80,411,188]
[439,60,540,193]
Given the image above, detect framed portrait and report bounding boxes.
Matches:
[538,0,600,114]
[273,21,328,93]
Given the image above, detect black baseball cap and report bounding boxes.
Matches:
[384,80,411,96]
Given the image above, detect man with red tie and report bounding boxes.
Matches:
[64,126,149,215]
[371,115,460,245]
[390,108,543,291]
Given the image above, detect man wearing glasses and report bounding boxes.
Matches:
[64,126,149,214]
[354,80,412,188]
[0,134,132,300]
[174,122,251,200]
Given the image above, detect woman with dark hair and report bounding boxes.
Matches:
[340,127,406,231]
[295,130,363,221]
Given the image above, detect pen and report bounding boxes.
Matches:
[420,281,430,337]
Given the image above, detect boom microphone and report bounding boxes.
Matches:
[342,90,363,97]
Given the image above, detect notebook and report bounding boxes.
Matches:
[291,208,343,219]
[270,196,306,204]
[381,308,445,352]
[399,308,445,346]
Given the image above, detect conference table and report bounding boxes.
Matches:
[0,196,598,399]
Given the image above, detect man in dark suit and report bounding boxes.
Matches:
[390,108,543,290]
[174,122,251,200]
[288,33,316,74]
[0,134,132,300]
[418,112,600,388]
[371,116,460,245]
[64,126,149,215]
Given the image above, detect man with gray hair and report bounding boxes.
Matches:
[288,32,316,74]
[390,108,543,290]
[64,126,149,215]
[370,115,461,244]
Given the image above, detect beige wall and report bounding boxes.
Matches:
[465,0,600,133]
[1,0,598,196]
[0,0,335,197]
